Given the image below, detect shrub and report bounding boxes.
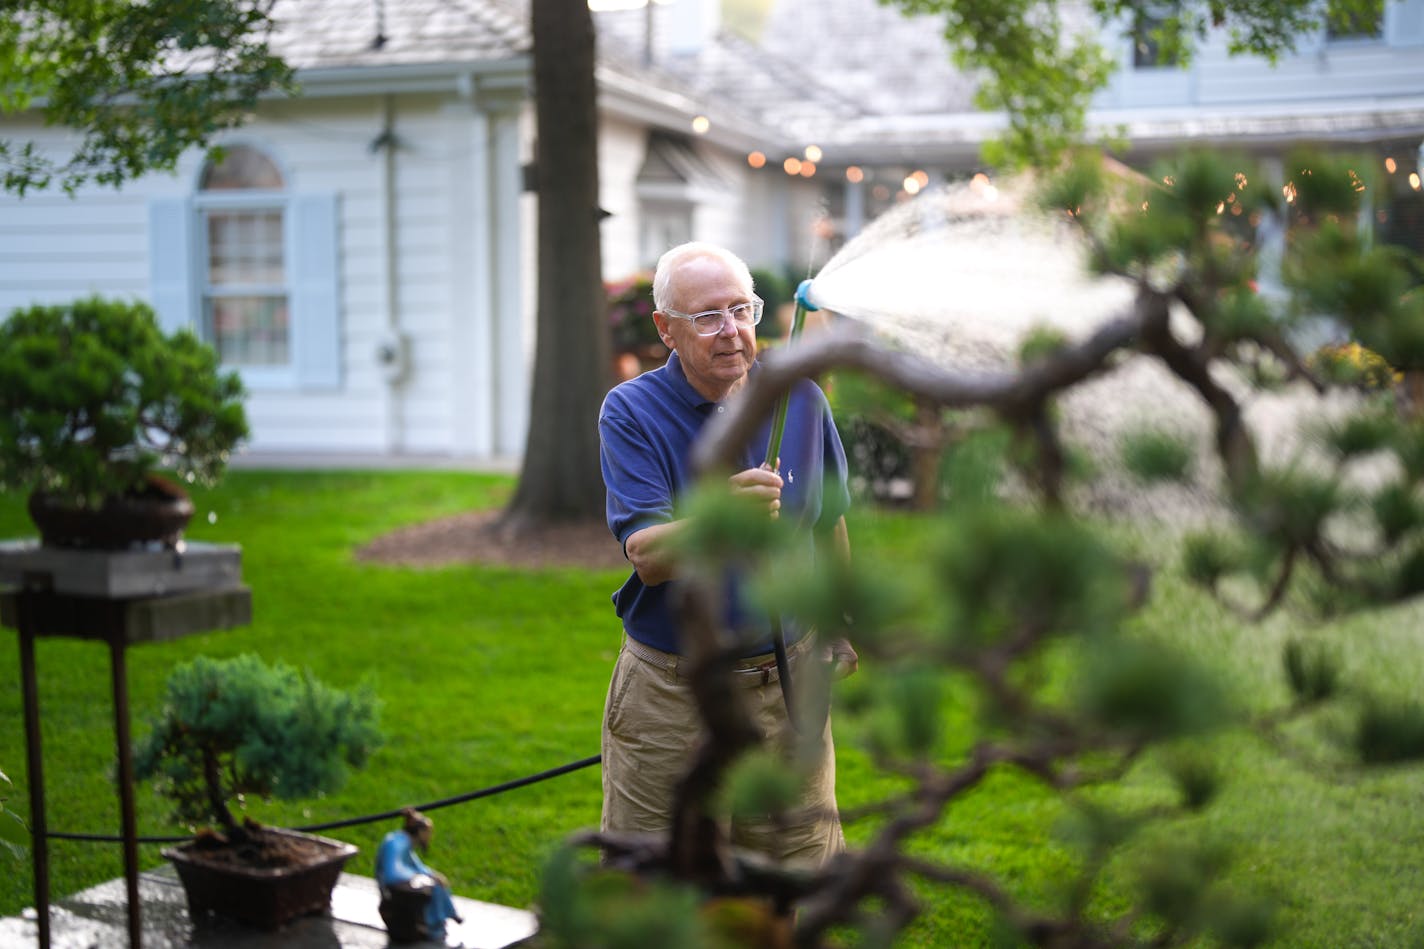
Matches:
[134,654,381,838]
[0,296,247,507]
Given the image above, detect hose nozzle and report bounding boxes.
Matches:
[795,278,819,312]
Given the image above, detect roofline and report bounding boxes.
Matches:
[596,64,781,154]
[808,94,1424,168]
[289,57,776,155]
[291,57,531,98]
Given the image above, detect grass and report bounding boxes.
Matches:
[1,471,1423,946]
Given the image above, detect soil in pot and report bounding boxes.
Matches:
[27,474,195,550]
[164,823,358,930]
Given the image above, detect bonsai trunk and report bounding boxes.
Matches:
[204,749,240,839]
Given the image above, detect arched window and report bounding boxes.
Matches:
[197,145,290,366]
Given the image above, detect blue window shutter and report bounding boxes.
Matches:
[291,192,342,389]
[147,197,196,334]
[1391,0,1424,46]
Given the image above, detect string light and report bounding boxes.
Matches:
[783,157,802,175]
[690,115,710,134]
[845,166,864,183]
[747,151,766,169]
[1385,157,1397,174]
[804,144,822,162]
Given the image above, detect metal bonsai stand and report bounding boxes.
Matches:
[0,541,251,949]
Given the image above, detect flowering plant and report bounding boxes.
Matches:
[606,273,665,353]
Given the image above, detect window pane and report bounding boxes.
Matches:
[208,296,290,366]
[208,210,285,285]
[201,145,284,190]
[1133,14,1181,68]
[1327,14,1381,38]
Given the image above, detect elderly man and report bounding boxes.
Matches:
[598,241,856,867]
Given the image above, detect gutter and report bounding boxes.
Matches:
[289,57,531,99]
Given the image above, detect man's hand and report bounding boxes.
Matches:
[824,637,859,679]
[729,465,783,518]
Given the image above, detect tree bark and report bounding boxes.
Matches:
[503,0,611,532]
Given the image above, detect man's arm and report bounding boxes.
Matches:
[625,466,784,587]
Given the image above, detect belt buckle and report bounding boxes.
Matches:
[748,656,778,685]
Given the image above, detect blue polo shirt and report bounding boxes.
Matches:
[599,350,850,656]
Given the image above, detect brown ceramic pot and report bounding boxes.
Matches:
[27,474,196,549]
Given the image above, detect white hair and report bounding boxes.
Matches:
[651,242,754,312]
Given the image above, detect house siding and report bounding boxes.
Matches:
[1098,1,1424,110]
[0,90,528,462]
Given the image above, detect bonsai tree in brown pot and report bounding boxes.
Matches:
[134,653,383,929]
[0,295,247,549]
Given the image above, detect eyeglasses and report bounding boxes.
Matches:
[660,297,764,336]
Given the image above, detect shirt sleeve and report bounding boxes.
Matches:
[376,833,414,886]
[599,399,675,549]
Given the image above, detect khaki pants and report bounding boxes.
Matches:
[601,633,846,868]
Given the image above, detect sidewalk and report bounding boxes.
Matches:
[227,451,521,474]
[0,867,538,949]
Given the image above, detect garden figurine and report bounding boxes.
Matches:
[376,807,462,943]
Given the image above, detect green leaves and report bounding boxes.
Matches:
[539,846,706,949]
[0,0,293,195]
[0,296,247,506]
[1074,637,1229,740]
[932,506,1130,647]
[1120,428,1194,483]
[133,654,382,832]
[720,749,803,820]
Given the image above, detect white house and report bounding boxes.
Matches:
[1,0,1421,465]
[766,0,1424,251]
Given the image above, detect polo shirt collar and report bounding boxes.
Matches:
[665,350,760,412]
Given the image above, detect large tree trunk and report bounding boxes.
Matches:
[503,0,610,533]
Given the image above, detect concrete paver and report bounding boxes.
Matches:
[0,868,537,949]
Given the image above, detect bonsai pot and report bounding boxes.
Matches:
[27,475,195,550]
[163,827,358,930]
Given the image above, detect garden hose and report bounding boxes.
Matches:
[764,279,818,726]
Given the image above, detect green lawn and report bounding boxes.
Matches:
[1,471,1422,946]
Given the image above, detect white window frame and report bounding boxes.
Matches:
[194,186,294,389]
[149,148,342,391]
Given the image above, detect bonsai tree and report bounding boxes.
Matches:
[0,295,248,509]
[134,654,382,845]
[540,149,1424,948]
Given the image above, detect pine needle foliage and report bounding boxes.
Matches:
[133,654,382,837]
[0,297,247,507]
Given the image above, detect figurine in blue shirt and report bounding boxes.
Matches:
[376,807,461,942]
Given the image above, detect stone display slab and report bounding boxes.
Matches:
[0,540,242,599]
[0,585,253,645]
